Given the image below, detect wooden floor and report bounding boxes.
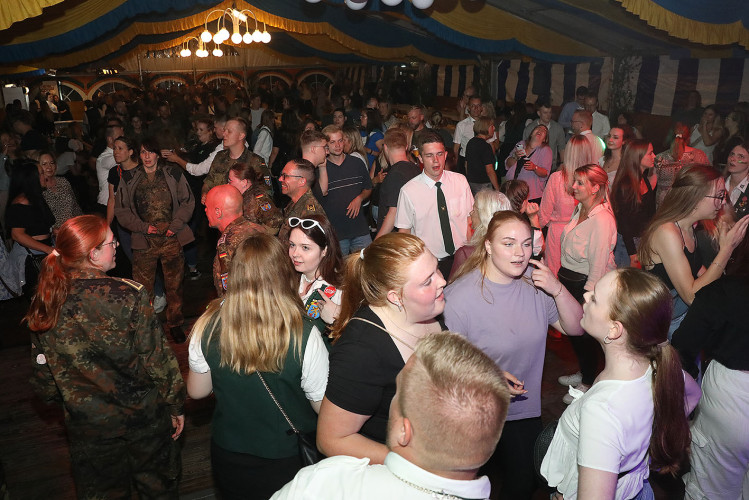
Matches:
[0,262,685,499]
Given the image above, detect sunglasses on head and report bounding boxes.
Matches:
[288,217,325,235]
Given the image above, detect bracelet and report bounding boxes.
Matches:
[553,283,564,298]
[711,260,725,271]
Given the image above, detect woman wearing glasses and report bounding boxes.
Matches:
[25,215,185,499]
[638,165,749,338]
[288,214,344,336]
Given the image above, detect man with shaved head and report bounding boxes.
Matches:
[272,331,511,499]
[205,184,263,295]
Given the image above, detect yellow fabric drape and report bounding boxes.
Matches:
[427,1,606,58]
[616,0,749,50]
[0,0,66,31]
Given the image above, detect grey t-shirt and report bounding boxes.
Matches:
[444,269,558,420]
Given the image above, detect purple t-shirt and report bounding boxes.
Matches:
[444,268,559,420]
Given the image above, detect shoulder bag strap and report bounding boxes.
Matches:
[350,316,390,335]
[256,372,299,434]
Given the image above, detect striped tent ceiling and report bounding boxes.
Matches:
[0,0,747,76]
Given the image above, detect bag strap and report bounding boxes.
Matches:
[256,372,299,435]
[350,317,416,351]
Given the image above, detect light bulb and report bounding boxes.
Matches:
[252,29,263,43]
[213,47,223,57]
[231,32,242,44]
[213,32,222,44]
[381,0,402,5]
[345,0,367,9]
[201,30,212,43]
[410,0,434,8]
[180,48,190,57]
[261,31,271,43]
[218,27,230,41]
[243,32,252,44]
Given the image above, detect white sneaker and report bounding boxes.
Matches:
[558,372,582,387]
[153,294,166,314]
[562,383,590,405]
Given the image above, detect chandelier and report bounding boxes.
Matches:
[304,0,435,10]
[200,7,271,46]
[177,37,240,58]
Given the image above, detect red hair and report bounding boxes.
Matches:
[25,215,109,332]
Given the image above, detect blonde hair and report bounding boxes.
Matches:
[638,165,721,267]
[331,233,426,341]
[400,331,510,471]
[470,189,512,246]
[562,135,596,193]
[450,211,532,298]
[189,234,305,373]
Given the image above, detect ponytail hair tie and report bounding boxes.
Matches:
[51,249,60,257]
[657,339,669,349]
[674,133,683,139]
[359,248,365,260]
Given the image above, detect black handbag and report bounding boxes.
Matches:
[256,372,324,466]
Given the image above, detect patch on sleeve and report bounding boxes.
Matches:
[217,233,227,245]
[116,278,144,291]
[221,273,229,290]
[255,193,265,199]
[36,354,47,365]
[306,204,316,211]
[264,176,272,187]
[260,202,271,212]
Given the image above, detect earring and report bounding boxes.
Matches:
[603,336,612,344]
[395,302,403,312]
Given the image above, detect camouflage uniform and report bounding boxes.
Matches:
[213,216,264,295]
[243,183,283,235]
[30,268,185,499]
[202,149,273,198]
[278,189,326,244]
[115,165,194,328]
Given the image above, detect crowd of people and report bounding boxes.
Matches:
[3,80,749,500]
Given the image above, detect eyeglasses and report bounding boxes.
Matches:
[99,238,119,249]
[288,217,325,235]
[278,173,304,181]
[705,191,726,206]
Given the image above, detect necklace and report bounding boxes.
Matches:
[301,274,316,284]
[392,472,486,500]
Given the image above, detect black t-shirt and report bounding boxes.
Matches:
[325,307,404,443]
[6,202,54,237]
[465,136,495,184]
[673,276,749,379]
[377,160,421,229]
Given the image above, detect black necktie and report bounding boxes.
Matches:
[435,181,455,255]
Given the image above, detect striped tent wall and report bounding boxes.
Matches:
[495,58,614,110]
[431,65,482,98]
[344,66,368,90]
[632,56,749,116]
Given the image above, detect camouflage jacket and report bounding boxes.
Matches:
[202,148,273,197]
[213,217,264,295]
[243,183,282,235]
[278,189,326,243]
[30,268,185,440]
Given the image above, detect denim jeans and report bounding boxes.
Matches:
[339,234,372,256]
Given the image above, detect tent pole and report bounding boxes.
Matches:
[137,53,143,87]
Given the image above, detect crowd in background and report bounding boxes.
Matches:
[2,78,749,500]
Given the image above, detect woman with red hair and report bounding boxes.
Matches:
[25,214,185,499]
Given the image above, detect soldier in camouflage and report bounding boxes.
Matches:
[227,161,282,235]
[205,185,264,295]
[115,137,194,343]
[278,159,326,243]
[201,117,272,202]
[25,215,185,499]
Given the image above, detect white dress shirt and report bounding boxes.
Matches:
[395,170,474,259]
[271,452,491,500]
